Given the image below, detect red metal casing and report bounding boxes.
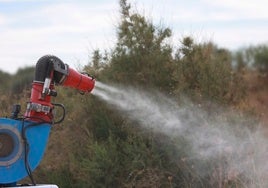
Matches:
[24,82,54,122]
[62,68,95,92]
[25,68,95,123]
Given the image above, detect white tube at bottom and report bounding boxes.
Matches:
[9,185,58,188]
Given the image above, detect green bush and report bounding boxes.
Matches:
[174,37,245,105]
[10,66,34,95]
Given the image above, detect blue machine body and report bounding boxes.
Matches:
[0,118,51,184]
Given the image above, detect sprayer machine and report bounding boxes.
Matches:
[0,55,95,187]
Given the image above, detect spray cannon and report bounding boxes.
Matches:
[0,55,95,187]
[25,55,95,123]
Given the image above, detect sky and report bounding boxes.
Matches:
[0,0,268,74]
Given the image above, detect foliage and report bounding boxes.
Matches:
[1,0,262,187]
[10,66,35,95]
[253,45,268,75]
[234,44,268,76]
[33,167,75,188]
[100,0,175,94]
[96,0,245,104]
[84,49,110,79]
[0,70,11,93]
[174,38,246,104]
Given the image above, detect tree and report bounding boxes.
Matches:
[234,50,247,72]
[10,66,35,95]
[0,70,11,93]
[174,37,245,104]
[254,45,268,75]
[102,0,175,93]
[234,44,268,77]
[92,49,102,70]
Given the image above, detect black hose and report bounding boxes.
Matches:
[52,103,66,124]
[35,55,66,83]
[20,117,52,186]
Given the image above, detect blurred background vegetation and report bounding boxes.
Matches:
[0,0,267,187]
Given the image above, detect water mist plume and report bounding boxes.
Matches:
[92,81,268,187]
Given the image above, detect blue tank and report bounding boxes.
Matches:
[0,118,51,184]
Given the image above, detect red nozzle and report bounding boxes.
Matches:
[62,68,95,93]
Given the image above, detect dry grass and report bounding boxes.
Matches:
[243,71,268,127]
